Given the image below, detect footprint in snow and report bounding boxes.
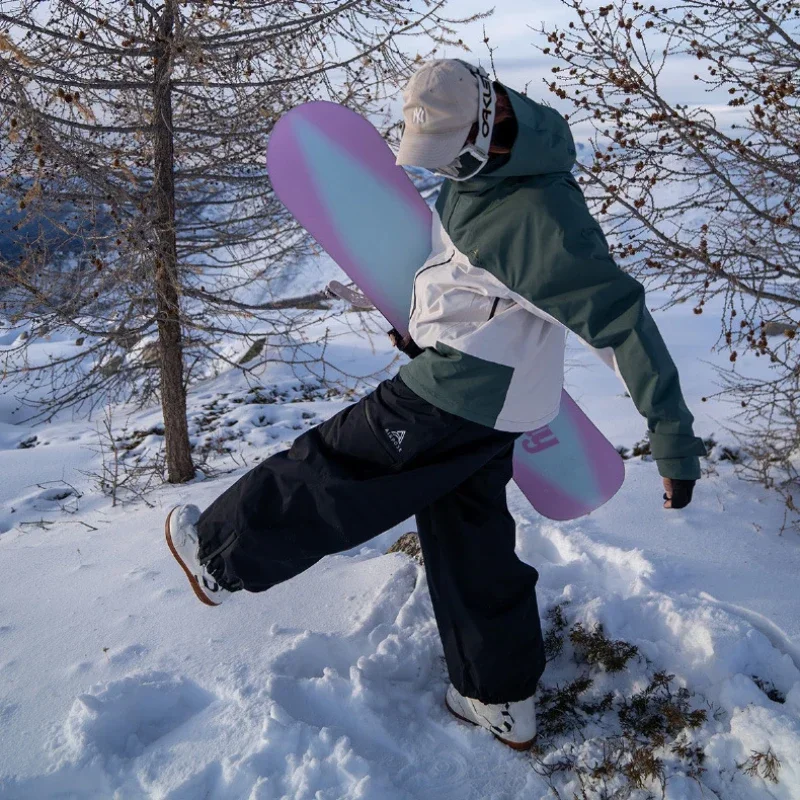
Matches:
[67,660,93,676]
[52,671,214,765]
[270,630,363,679]
[264,674,524,800]
[126,566,160,582]
[105,643,148,667]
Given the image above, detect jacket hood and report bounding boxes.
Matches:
[477,87,576,181]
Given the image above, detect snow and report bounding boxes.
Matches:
[1,273,800,797]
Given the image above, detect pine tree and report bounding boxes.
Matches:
[0,0,478,482]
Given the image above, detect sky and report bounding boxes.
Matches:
[434,0,741,130]
[440,0,560,89]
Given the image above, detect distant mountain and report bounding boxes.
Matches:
[0,183,112,267]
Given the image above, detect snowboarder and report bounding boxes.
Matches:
[166,59,706,750]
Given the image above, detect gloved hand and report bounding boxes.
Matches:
[388,328,423,359]
[662,478,695,509]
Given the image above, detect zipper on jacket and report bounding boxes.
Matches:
[488,297,500,320]
[409,253,455,321]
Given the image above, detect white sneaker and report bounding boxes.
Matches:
[445,684,537,750]
[165,505,231,607]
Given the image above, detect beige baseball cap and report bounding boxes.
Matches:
[395,59,479,169]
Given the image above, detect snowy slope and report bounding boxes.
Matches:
[1,283,800,798]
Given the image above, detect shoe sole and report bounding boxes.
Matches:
[164,508,219,607]
[444,696,535,752]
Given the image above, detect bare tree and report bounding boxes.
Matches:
[0,0,480,482]
[533,0,800,519]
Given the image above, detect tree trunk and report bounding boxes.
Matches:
[152,2,194,483]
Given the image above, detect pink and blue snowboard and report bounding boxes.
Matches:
[267,102,624,520]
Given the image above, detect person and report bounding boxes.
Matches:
[165,59,706,751]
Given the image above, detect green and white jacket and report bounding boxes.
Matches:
[399,86,706,480]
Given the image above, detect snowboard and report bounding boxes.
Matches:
[267,101,625,520]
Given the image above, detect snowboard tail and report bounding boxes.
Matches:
[268,101,624,520]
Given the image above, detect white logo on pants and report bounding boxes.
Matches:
[386,429,406,452]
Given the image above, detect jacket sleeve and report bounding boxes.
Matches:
[494,176,706,480]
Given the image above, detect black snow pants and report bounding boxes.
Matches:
[196,373,546,703]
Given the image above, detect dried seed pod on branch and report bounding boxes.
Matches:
[534,0,800,522]
[0,0,483,482]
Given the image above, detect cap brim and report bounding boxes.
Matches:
[395,125,472,169]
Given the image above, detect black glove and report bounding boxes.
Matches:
[388,328,423,359]
[662,478,696,509]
